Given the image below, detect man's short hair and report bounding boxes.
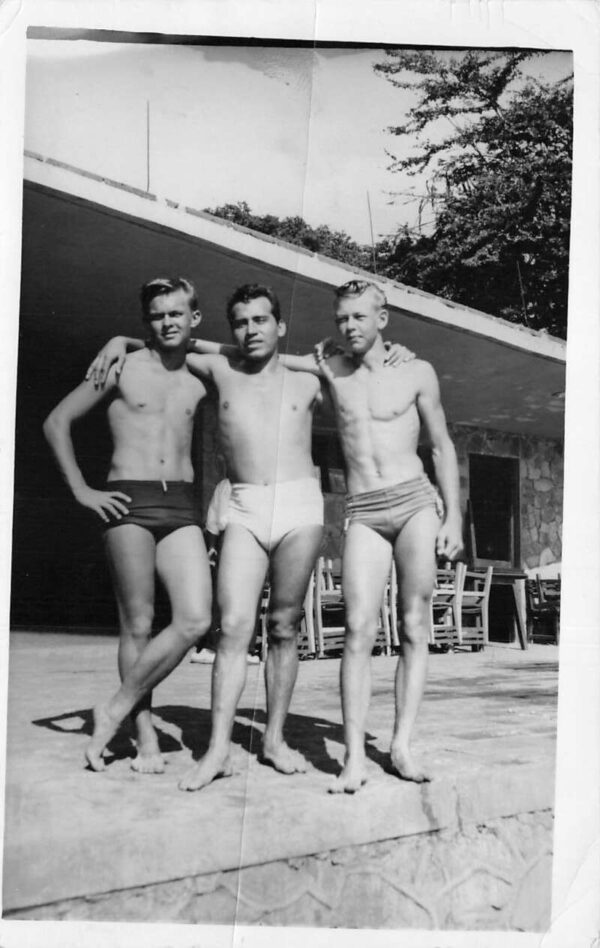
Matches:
[140,277,198,318]
[334,279,387,308]
[226,283,282,323]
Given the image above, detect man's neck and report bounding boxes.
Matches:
[148,344,187,371]
[353,335,387,371]
[241,348,281,375]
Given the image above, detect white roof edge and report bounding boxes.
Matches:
[23,153,567,363]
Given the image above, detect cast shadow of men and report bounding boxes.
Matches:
[32,706,276,767]
[236,706,390,776]
[33,705,389,775]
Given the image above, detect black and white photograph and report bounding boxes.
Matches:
[0,2,598,947]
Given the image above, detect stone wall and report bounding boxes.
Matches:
[9,810,553,930]
[448,424,564,570]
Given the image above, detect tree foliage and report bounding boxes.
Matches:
[204,201,371,269]
[374,50,573,337]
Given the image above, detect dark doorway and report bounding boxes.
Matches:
[468,454,520,567]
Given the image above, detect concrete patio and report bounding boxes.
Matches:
[2,631,558,930]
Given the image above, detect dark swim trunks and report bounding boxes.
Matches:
[346,474,443,543]
[102,480,200,542]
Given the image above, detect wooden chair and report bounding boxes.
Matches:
[430,563,464,649]
[385,562,400,650]
[258,575,319,661]
[313,557,392,658]
[457,565,493,650]
[525,575,560,644]
[257,583,271,662]
[299,571,317,658]
[314,557,345,657]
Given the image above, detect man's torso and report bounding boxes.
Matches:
[327,356,427,494]
[106,349,207,482]
[212,358,321,485]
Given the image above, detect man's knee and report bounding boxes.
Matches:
[400,596,431,644]
[121,608,154,642]
[345,609,378,651]
[219,610,256,649]
[172,609,211,646]
[268,604,301,645]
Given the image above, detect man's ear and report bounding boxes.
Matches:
[191,309,202,329]
[277,320,287,339]
[378,308,389,331]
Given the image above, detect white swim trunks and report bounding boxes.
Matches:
[227,478,324,550]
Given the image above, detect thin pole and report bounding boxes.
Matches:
[516,258,529,327]
[366,190,377,273]
[146,99,150,193]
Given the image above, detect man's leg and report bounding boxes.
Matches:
[390,506,439,782]
[330,524,392,793]
[179,524,268,791]
[103,524,160,771]
[86,526,211,772]
[262,525,323,773]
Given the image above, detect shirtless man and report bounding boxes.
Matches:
[313,279,462,791]
[44,277,212,773]
[90,284,326,790]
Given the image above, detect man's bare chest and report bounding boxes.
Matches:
[218,372,314,425]
[118,368,203,420]
[333,371,417,424]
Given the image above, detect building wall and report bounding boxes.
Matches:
[199,416,563,570]
[449,423,564,569]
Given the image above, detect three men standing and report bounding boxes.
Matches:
[46,276,462,791]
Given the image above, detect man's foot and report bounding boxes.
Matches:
[190,648,215,664]
[328,757,368,794]
[131,735,166,774]
[389,745,431,783]
[130,714,165,774]
[131,750,166,774]
[260,741,308,775]
[84,704,120,772]
[246,653,260,665]
[178,751,233,792]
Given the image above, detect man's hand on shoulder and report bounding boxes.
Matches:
[383,341,416,367]
[85,336,129,390]
[314,337,346,381]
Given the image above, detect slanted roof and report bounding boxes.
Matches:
[22,152,566,440]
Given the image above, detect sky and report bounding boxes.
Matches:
[25,40,572,245]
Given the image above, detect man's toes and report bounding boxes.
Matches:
[84,749,106,772]
[292,752,308,773]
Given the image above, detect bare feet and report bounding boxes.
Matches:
[389,745,430,783]
[178,751,233,792]
[131,745,166,775]
[131,718,165,774]
[328,756,368,794]
[260,741,308,775]
[85,704,120,772]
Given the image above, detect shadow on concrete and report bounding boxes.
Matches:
[31,707,183,764]
[32,704,390,776]
[237,707,389,776]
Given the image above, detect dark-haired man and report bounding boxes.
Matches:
[44,277,212,773]
[88,284,325,789]
[88,282,418,792]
